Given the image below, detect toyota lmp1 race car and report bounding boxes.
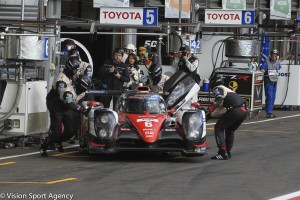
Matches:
[79,72,208,156]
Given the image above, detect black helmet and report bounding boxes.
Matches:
[179,44,190,52]
[63,91,74,104]
[75,75,92,94]
[209,74,224,89]
[64,39,76,46]
[113,48,124,56]
[148,64,162,86]
[64,39,76,51]
[68,49,80,59]
[55,80,67,92]
[65,58,80,77]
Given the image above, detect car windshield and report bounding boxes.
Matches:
[120,97,166,114]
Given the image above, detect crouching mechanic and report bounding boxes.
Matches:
[40,57,86,157]
[207,74,248,160]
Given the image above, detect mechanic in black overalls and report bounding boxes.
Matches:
[99,48,130,110]
[40,57,83,157]
[172,45,200,103]
[207,74,248,160]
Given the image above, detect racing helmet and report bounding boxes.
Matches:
[55,80,67,92]
[148,64,162,86]
[64,39,76,51]
[271,49,279,55]
[68,49,80,59]
[64,39,75,46]
[113,48,124,56]
[209,74,224,89]
[125,43,137,55]
[65,57,80,77]
[75,75,92,94]
[138,46,147,57]
[63,91,74,104]
[179,44,190,52]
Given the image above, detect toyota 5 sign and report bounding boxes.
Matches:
[100,7,158,26]
[205,9,254,25]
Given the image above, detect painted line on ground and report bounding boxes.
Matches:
[207,114,300,126]
[269,191,300,200]
[207,127,295,134]
[0,162,16,166]
[238,129,296,133]
[0,145,79,161]
[0,178,78,185]
[52,151,79,157]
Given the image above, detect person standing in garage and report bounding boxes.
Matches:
[172,45,199,74]
[172,44,200,104]
[260,49,282,118]
[207,74,248,160]
[98,48,130,110]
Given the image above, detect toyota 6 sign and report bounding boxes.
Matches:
[100,7,158,26]
[205,9,254,25]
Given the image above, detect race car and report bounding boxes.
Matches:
[79,72,207,156]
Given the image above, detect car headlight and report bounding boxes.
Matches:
[99,128,108,137]
[94,110,117,138]
[189,130,200,138]
[101,115,109,123]
[182,111,203,140]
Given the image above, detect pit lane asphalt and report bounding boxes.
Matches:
[0,109,300,200]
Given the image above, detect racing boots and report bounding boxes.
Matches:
[226,150,231,159]
[39,137,49,157]
[56,143,64,153]
[211,150,228,160]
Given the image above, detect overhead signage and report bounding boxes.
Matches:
[205,9,254,25]
[93,0,129,7]
[165,0,191,18]
[270,0,291,20]
[222,0,246,10]
[100,7,158,26]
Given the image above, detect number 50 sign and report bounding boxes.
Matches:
[100,7,158,26]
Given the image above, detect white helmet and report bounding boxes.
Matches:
[125,43,137,55]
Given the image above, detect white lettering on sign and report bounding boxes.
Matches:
[145,40,157,47]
